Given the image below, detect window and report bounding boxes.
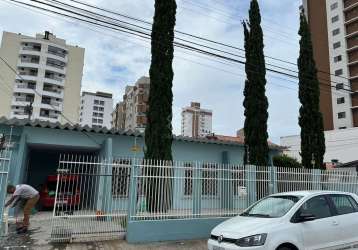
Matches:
[339,126,347,129]
[331,15,339,23]
[329,195,358,215]
[93,106,99,111]
[333,41,341,49]
[334,55,342,63]
[299,195,332,219]
[335,69,343,76]
[100,101,105,105]
[98,119,103,124]
[92,118,97,123]
[232,166,245,196]
[202,164,218,196]
[332,28,340,36]
[98,113,103,118]
[184,163,193,196]
[337,97,345,104]
[112,159,131,197]
[336,83,344,90]
[94,100,99,105]
[338,112,346,119]
[331,2,338,10]
[99,107,104,111]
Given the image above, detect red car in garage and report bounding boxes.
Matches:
[39,175,81,210]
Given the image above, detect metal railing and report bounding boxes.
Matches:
[20,58,39,64]
[45,75,64,82]
[50,155,358,242]
[22,46,41,52]
[48,50,66,58]
[46,62,65,70]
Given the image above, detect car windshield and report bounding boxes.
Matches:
[241,195,302,218]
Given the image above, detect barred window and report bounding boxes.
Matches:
[232,166,245,196]
[184,163,193,196]
[112,159,131,197]
[202,164,218,196]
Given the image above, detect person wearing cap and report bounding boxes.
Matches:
[5,184,39,233]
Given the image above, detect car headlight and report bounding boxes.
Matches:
[236,234,267,247]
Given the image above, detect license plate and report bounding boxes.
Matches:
[213,246,225,250]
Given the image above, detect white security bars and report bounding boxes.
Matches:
[0,150,11,236]
[51,155,358,242]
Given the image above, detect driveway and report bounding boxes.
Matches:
[1,212,207,250]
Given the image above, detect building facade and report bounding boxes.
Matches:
[281,127,358,164]
[0,31,84,124]
[302,0,358,130]
[112,76,150,132]
[181,102,212,138]
[80,91,113,129]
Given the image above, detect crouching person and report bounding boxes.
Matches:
[5,184,39,233]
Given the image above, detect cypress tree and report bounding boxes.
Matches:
[298,13,325,169]
[242,0,269,166]
[144,0,177,212]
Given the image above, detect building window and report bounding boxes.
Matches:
[100,101,105,105]
[94,100,99,105]
[79,118,82,122]
[337,97,345,104]
[92,118,97,123]
[112,159,131,197]
[93,106,98,111]
[336,83,344,90]
[334,55,342,62]
[184,163,193,196]
[98,119,103,124]
[332,28,340,36]
[99,107,104,111]
[339,126,347,129]
[335,69,343,76]
[338,112,346,119]
[202,164,218,196]
[330,2,338,10]
[331,15,339,23]
[333,41,341,49]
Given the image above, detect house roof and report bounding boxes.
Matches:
[0,117,282,150]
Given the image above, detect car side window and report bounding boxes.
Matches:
[300,195,332,219]
[329,194,358,215]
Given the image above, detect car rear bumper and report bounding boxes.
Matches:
[208,239,266,250]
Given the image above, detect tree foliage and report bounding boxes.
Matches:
[298,13,325,169]
[242,0,269,166]
[273,155,302,168]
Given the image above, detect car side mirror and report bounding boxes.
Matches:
[299,213,316,222]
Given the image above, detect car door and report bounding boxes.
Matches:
[294,195,341,250]
[328,194,358,247]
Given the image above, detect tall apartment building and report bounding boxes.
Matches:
[181,102,212,138]
[111,76,150,132]
[79,91,113,129]
[0,31,84,124]
[302,0,358,130]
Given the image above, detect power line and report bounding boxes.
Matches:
[63,0,354,86]
[14,0,354,95]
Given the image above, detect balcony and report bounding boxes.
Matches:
[44,72,64,83]
[18,71,38,77]
[42,86,63,98]
[46,59,66,74]
[344,0,358,10]
[21,45,41,52]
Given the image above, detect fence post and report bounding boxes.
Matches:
[312,169,322,190]
[270,166,278,194]
[246,165,257,206]
[220,151,233,210]
[192,161,202,217]
[128,161,139,222]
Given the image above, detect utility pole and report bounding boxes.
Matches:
[24,101,33,120]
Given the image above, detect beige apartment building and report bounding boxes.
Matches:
[181,102,212,138]
[0,31,84,124]
[302,0,358,130]
[112,76,150,132]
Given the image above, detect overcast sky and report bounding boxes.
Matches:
[0,0,302,143]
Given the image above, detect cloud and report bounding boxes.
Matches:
[0,0,301,143]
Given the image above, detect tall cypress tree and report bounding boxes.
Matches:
[144,0,177,212]
[298,13,325,169]
[242,0,269,166]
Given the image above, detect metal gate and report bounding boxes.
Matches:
[50,155,130,242]
[0,150,11,236]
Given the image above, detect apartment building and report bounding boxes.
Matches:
[111,76,150,132]
[302,0,358,130]
[79,91,113,129]
[181,102,212,138]
[0,31,84,124]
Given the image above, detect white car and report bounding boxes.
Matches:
[208,191,358,250]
